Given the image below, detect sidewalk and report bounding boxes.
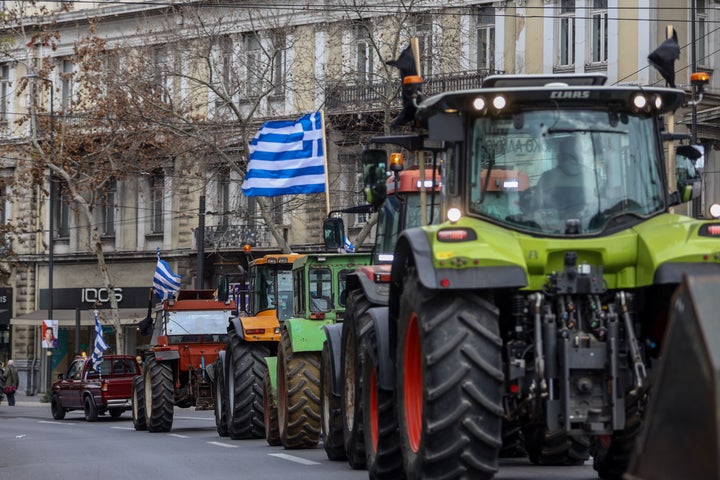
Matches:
[4,391,47,407]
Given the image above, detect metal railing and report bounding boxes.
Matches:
[326,69,502,112]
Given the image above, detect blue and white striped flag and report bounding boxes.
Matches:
[241,112,326,197]
[153,251,181,301]
[343,236,355,253]
[91,310,110,372]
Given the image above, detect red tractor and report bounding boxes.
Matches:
[132,289,234,432]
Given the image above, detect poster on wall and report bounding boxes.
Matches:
[42,319,58,349]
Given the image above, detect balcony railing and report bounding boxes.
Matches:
[203,224,271,249]
[326,69,502,113]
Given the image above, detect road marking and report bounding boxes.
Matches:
[38,421,76,425]
[268,453,320,465]
[207,441,238,448]
[174,416,213,421]
[168,433,189,438]
[111,426,134,430]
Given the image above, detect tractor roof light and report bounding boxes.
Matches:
[243,244,252,253]
[632,94,648,111]
[653,95,663,110]
[447,208,462,223]
[492,95,507,110]
[472,96,486,111]
[389,152,404,172]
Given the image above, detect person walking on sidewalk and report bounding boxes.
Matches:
[4,359,19,406]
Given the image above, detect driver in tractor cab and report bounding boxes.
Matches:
[535,136,595,219]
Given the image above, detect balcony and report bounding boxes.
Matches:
[203,224,271,249]
[326,69,502,113]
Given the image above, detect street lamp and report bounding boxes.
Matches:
[26,74,54,391]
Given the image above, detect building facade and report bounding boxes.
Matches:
[0,0,716,393]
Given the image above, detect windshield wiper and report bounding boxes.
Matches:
[547,127,627,135]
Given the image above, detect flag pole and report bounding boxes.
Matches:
[320,110,330,216]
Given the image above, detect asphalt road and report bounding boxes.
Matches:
[0,393,597,480]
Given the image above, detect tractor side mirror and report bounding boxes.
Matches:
[217,275,229,303]
[362,149,388,209]
[323,217,345,251]
[675,145,702,203]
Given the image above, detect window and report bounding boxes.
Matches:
[60,59,74,113]
[55,182,70,239]
[218,170,230,228]
[590,0,608,64]
[356,25,374,83]
[414,15,433,77]
[476,6,496,71]
[697,0,707,66]
[219,35,234,94]
[0,64,9,125]
[558,0,575,66]
[97,180,116,237]
[155,47,171,103]
[246,33,261,98]
[150,170,164,234]
[271,34,285,96]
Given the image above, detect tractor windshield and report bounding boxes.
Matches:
[468,110,664,235]
[166,310,230,343]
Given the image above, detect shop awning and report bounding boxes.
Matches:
[10,308,151,327]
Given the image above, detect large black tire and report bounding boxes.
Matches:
[321,340,346,460]
[523,425,590,466]
[362,324,404,480]
[84,395,98,422]
[225,330,268,440]
[144,358,174,432]
[51,394,66,420]
[341,290,372,469]
[396,270,504,479]
[213,356,229,437]
[590,398,644,479]
[132,375,147,431]
[263,368,281,446]
[277,327,321,449]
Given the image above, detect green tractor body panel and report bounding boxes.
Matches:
[284,317,336,353]
[419,213,720,292]
[265,356,277,406]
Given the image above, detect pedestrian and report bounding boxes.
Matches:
[4,359,19,406]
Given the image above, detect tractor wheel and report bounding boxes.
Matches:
[226,330,268,439]
[84,395,98,422]
[213,356,229,437]
[277,327,321,448]
[263,368,281,446]
[590,397,644,479]
[132,375,147,431]
[362,325,404,480]
[499,420,526,458]
[51,394,66,420]
[341,290,372,469]
[144,357,174,432]
[397,269,504,480]
[523,425,590,465]
[321,340,345,460]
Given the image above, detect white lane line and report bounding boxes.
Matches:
[111,427,134,430]
[38,421,76,425]
[174,416,213,421]
[207,441,238,448]
[168,433,189,438]
[268,453,321,465]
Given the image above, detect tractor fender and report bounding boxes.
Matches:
[207,350,224,384]
[228,317,245,339]
[392,228,528,291]
[348,269,391,306]
[322,323,343,396]
[152,350,180,362]
[367,306,394,391]
[284,317,334,353]
[264,356,278,407]
[654,262,720,285]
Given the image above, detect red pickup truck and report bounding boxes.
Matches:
[50,355,141,422]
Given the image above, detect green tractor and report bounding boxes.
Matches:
[359,72,719,480]
[263,252,371,448]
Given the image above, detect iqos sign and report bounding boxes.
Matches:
[81,288,123,304]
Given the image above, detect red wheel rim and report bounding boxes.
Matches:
[369,368,378,451]
[403,313,422,452]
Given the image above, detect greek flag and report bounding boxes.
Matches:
[91,311,110,372]
[241,112,326,197]
[154,252,181,301]
[343,236,355,253]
